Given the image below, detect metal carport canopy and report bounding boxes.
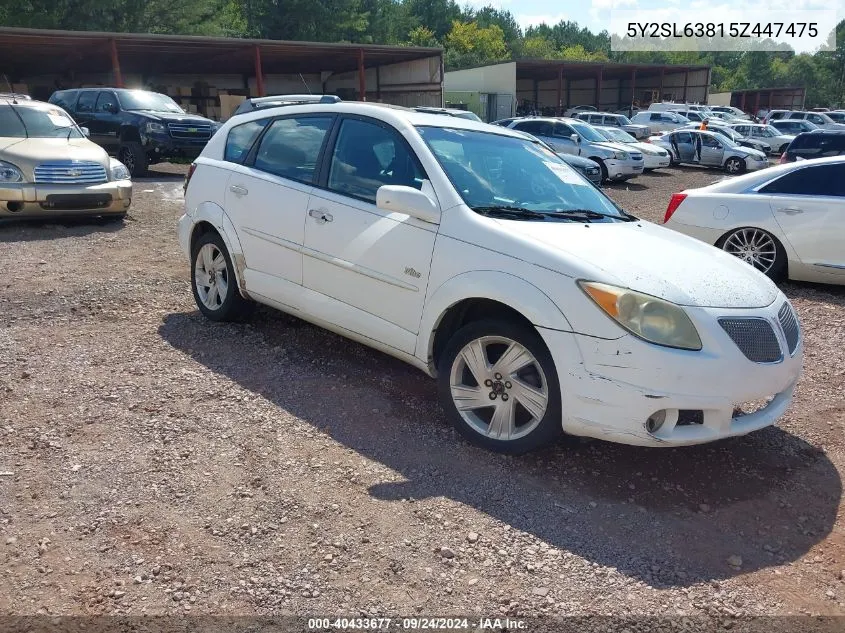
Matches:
[0,27,442,78]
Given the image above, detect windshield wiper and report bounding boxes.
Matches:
[551,208,638,222]
[472,206,550,220]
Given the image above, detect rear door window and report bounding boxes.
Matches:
[252,116,334,184]
[760,164,845,196]
[76,92,96,114]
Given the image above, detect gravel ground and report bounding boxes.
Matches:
[1,163,844,625]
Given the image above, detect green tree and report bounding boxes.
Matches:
[444,20,508,69]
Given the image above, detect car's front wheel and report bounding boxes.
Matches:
[190,231,252,321]
[717,226,787,280]
[724,156,745,174]
[437,320,563,454]
[118,142,149,177]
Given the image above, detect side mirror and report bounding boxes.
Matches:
[80,127,90,137]
[107,103,119,114]
[570,133,580,144]
[376,185,440,224]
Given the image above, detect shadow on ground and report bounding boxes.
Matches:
[159,305,841,589]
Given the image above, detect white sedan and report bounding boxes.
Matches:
[593,126,671,170]
[663,156,845,285]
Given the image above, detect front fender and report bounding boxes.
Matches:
[415,270,573,371]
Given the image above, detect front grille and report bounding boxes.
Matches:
[677,410,704,426]
[34,161,107,184]
[167,122,212,140]
[40,193,112,210]
[719,317,782,363]
[778,302,800,355]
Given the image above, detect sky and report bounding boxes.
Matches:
[466,0,843,54]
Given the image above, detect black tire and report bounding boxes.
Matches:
[778,144,789,155]
[190,231,252,322]
[724,156,745,175]
[590,158,609,182]
[118,141,149,177]
[437,319,563,455]
[716,227,787,281]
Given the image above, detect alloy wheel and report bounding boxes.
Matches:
[194,243,229,310]
[722,228,778,273]
[448,336,549,441]
[119,147,135,174]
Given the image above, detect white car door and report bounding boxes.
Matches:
[223,114,335,296]
[759,162,845,278]
[301,116,438,354]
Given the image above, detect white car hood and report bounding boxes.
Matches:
[502,219,779,308]
[630,142,665,155]
[594,141,636,153]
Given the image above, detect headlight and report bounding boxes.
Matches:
[145,121,167,134]
[110,159,131,181]
[578,281,702,351]
[611,151,629,160]
[0,160,23,183]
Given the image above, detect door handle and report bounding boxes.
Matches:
[776,207,803,215]
[229,184,248,196]
[308,208,333,223]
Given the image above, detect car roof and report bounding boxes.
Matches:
[224,101,530,139]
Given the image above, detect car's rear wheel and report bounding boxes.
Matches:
[724,156,745,174]
[118,142,149,177]
[437,320,563,454]
[778,144,789,154]
[717,227,787,280]
[191,232,252,321]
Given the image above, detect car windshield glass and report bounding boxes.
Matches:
[763,125,781,136]
[616,115,633,125]
[568,121,606,143]
[454,111,482,121]
[417,126,629,220]
[599,127,636,143]
[118,91,184,113]
[0,104,82,138]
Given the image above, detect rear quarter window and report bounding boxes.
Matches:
[224,119,266,163]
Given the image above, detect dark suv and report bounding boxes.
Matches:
[781,129,845,163]
[48,88,220,176]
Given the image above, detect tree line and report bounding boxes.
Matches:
[4,0,845,107]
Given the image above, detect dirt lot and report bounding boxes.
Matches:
[1,163,844,623]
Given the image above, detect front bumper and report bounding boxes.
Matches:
[538,297,803,447]
[0,180,132,218]
[143,134,209,160]
[604,159,643,180]
[745,156,771,171]
[643,153,671,169]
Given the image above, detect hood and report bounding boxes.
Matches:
[624,123,650,130]
[558,153,599,168]
[496,219,779,308]
[136,111,215,125]
[630,142,666,155]
[594,141,638,154]
[0,137,109,176]
[735,146,766,159]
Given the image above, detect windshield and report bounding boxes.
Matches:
[453,111,482,122]
[417,126,628,220]
[761,125,780,136]
[568,121,606,143]
[826,111,845,122]
[118,90,184,113]
[0,104,83,138]
[615,115,633,125]
[598,127,636,143]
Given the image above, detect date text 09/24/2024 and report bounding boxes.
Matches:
[307,618,527,630]
[626,22,819,39]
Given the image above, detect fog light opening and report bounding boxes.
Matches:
[646,410,667,434]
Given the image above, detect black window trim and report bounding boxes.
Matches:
[313,113,429,206]
[240,112,338,186]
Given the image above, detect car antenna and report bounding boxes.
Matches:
[299,73,312,95]
[1,74,16,103]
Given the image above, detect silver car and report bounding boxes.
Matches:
[770,119,819,136]
[649,129,769,174]
[784,111,845,130]
[593,126,671,170]
[505,117,644,182]
[727,122,795,155]
[574,112,651,139]
[631,110,690,134]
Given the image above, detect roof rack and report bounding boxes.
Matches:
[232,94,342,116]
